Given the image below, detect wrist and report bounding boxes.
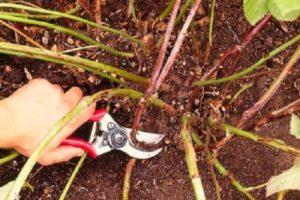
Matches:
[0,99,16,148]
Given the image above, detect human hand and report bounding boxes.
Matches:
[0,79,96,165]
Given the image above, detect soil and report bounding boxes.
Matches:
[0,0,299,200]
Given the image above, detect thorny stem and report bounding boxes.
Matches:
[221,124,300,155]
[155,0,202,90]
[0,152,19,165]
[122,158,136,200]
[199,14,272,82]
[237,45,300,127]
[194,34,300,86]
[255,98,300,127]
[0,3,145,49]
[0,20,45,49]
[181,113,206,200]
[130,0,181,141]
[0,42,147,84]
[191,131,254,199]
[0,13,133,57]
[208,0,216,46]
[5,88,172,199]
[59,154,87,200]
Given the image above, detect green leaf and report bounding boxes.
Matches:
[266,157,300,196]
[243,0,269,25]
[268,0,300,21]
[0,181,15,199]
[290,114,300,139]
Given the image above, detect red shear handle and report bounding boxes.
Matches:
[89,108,106,122]
[61,137,97,158]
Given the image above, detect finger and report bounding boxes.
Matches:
[62,87,83,110]
[38,146,84,166]
[51,102,96,147]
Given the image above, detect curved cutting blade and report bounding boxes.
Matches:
[124,128,165,145]
[120,142,163,159]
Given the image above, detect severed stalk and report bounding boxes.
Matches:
[0,152,19,165]
[237,45,300,127]
[221,124,300,155]
[181,113,206,200]
[122,158,136,200]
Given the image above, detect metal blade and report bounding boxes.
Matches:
[92,135,113,156]
[124,128,165,145]
[120,142,163,159]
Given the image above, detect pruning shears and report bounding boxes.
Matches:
[61,109,164,159]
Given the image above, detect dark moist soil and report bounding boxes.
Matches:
[0,0,299,199]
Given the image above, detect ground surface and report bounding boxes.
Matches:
[0,0,299,199]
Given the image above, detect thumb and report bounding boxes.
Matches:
[38,146,84,166]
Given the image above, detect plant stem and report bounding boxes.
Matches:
[221,124,300,155]
[208,0,216,46]
[127,0,137,21]
[0,152,19,165]
[158,0,176,21]
[130,0,181,141]
[181,113,206,200]
[0,20,45,49]
[0,4,80,20]
[194,34,300,86]
[59,154,87,200]
[0,13,133,57]
[174,0,193,26]
[0,3,145,48]
[200,14,272,82]
[237,45,300,127]
[255,98,300,127]
[155,0,202,90]
[0,42,147,84]
[0,48,124,84]
[229,82,253,104]
[122,158,136,200]
[191,131,254,199]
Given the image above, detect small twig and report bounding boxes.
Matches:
[59,154,87,200]
[194,34,300,86]
[255,98,300,127]
[0,20,45,49]
[122,158,136,200]
[190,20,200,57]
[245,182,268,192]
[130,0,181,141]
[158,0,176,21]
[181,113,206,200]
[199,14,272,82]
[174,0,193,26]
[208,0,216,46]
[155,0,202,90]
[221,124,300,155]
[0,152,19,165]
[127,0,137,21]
[190,129,254,199]
[237,45,300,128]
[229,82,253,104]
[95,0,102,24]
[77,0,93,19]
